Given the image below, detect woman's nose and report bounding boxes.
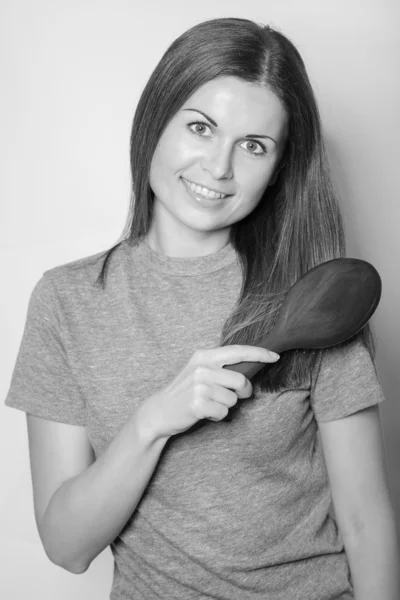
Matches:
[201,142,234,180]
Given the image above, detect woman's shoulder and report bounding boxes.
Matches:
[319,336,374,372]
[45,243,123,281]
[32,242,127,309]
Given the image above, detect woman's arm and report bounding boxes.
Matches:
[319,405,399,599]
[29,410,169,574]
[342,513,399,600]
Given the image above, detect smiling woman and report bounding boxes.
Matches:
[4,16,398,600]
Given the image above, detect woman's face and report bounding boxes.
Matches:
[147,75,288,256]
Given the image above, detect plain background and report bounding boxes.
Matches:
[1,0,399,597]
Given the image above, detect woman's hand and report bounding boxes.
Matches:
[136,345,280,439]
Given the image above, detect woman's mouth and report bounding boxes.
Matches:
[181,177,232,208]
[182,177,228,199]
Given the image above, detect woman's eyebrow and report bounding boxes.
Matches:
[182,108,277,145]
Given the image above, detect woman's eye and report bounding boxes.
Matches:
[240,140,267,156]
[187,121,212,136]
[187,121,267,156]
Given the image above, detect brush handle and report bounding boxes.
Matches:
[223,327,284,379]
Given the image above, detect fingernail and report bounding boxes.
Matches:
[269,351,280,359]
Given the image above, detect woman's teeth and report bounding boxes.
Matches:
[183,178,227,199]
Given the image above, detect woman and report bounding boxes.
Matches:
[5,17,398,600]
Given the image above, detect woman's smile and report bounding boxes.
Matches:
[180,176,232,208]
[181,176,232,198]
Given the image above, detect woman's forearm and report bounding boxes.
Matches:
[343,514,400,600]
[41,410,170,573]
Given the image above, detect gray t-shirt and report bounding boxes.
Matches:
[5,239,386,599]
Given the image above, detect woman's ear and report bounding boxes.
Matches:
[268,162,284,187]
[268,170,279,187]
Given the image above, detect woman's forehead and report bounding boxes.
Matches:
[179,76,288,141]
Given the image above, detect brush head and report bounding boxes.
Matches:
[224,258,382,379]
[271,258,382,352]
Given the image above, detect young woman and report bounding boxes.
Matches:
[5,17,398,600]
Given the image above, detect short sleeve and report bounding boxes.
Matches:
[310,337,386,423]
[4,275,86,425]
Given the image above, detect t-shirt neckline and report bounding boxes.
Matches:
[122,238,239,276]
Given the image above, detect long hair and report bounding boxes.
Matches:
[95,17,377,393]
